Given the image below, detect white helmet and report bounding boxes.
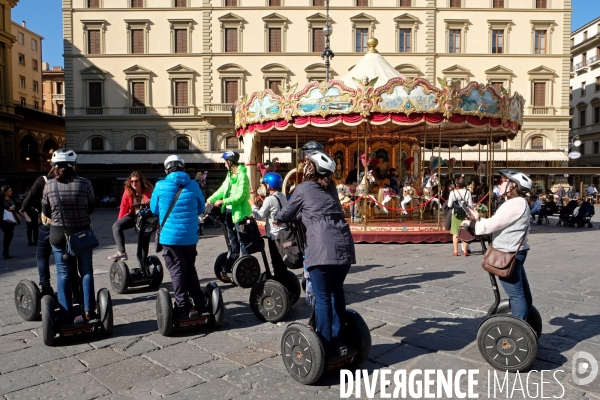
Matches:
[504,170,532,193]
[306,150,336,176]
[164,155,185,171]
[51,148,77,167]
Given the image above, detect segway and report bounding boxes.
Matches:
[476,237,542,372]
[109,206,163,294]
[41,288,113,346]
[155,282,224,336]
[281,308,372,385]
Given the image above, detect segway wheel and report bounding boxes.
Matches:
[206,283,225,328]
[496,301,543,339]
[148,256,164,289]
[283,270,301,306]
[14,279,41,321]
[232,256,261,288]
[41,295,55,346]
[477,315,538,372]
[156,288,173,336]
[281,322,326,385]
[250,280,290,323]
[213,252,230,283]
[589,223,593,228]
[109,261,130,294]
[301,276,306,293]
[345,309,372,368]
[97,288,113,336]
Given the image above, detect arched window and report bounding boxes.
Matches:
[176,136,190,150]
[225,136,238,149]
[90,137,104,151]
[531,136,544,150]
[133,136,147,150]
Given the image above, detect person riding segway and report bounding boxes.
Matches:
[462,170,542,372]
[151,155,224,336]
[274,145,371,384]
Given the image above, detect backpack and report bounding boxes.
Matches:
[452,189,469,219]
[273,196,305,270]
[236,217,264,254]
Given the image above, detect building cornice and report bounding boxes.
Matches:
[571,34,600,54]
[64,7,570,12]
[571,16,600,36]
[64,53,568,58]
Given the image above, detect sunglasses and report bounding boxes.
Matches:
[130,180,140,184]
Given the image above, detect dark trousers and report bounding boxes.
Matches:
[25,209,39,244]
[1,221,15,256]
[112,215,135,253]
[499,250,532,320]
[37,224,52,287]
[267,238,286,282]
[224,211,247,270]
[162,244,205,311]
[308,264,351,356]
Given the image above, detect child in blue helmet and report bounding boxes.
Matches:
[249,172,288,282]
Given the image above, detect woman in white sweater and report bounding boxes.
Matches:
[447,176,474,256]
[462,170,533,320]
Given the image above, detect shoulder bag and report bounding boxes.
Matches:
[55,180,99,257]
[41,176,51,226]
[155,185,184,253]
[273,196,304,270]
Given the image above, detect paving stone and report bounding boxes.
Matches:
[41,356,88,379]
[373,343,431,370]
[55,341,94,357]
[0,338,30,355]
[143,332,194,348]
[225,363,287,390]
[192,333,253,355]
[76,347,127,369]
[0,366,54,395]
[130,371,205,397]
[88,356,171,392]
[0,322,39,336]
[225,348,278,367]
[188,359,243,380]
[254,338,281,355]
[144,342,214,372]
[4,372,110,400]
[95,394,139,400]
[164,378,244,400]
[0,345,64,373]
[113,337,159,356]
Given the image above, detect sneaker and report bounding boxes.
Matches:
[40,286,54,298]
[84,310,98,320]
[108,252,127,261]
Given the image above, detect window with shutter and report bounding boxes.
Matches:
[492,0,504,7]
[175,0,186,6]
[491,82,503,92]
[132,0,143,7]
[176,136,190,150]
[313,0,324,5]
[225,81,239,103]
[269,0,281,5]
[269,28,282,52]
[175,29,187,53]
[88,82,102,107]
[132,82,145,107]
[131,30,144,54]
[492,30,503,54]
[225,0,237,5]
[268,80,282,95]
[226,136,239,149]
[356,29,368,52]
[533,82,546,107]
[313,28,324,52]
[225,28,238,52]
[356,0,368,6]
[134,137,147,151]
[399,29,411,53]
[531,137,543,149]
[534,30,546,54]
[399,0,411,6]
[88,30,101,54]
[535,0,546,8]
[175,82,188,107]
[91,137,104,151]
[449,30,461,53]
[450,0,460,7]
[88,0,99,7]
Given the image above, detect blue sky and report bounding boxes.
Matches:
[11,0,599,68]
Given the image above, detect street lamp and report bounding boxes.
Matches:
[563,134,582,159]
[320,0,334,81]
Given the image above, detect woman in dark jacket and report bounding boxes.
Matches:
[275,144,356,357]
[1,185,16,259]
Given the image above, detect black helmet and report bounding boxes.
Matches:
[302,141,324,151]
[221,151,240,163]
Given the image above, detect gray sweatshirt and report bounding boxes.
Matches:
[251,192,287,240]
[474,196,530,252]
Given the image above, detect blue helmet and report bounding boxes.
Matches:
[221,151,240,163]
[263,172,283,189]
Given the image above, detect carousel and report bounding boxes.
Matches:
[235,38,525,244]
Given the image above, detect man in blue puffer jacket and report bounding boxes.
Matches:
[150,155,206,317]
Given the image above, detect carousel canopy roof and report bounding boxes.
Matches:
[234,38,525,147]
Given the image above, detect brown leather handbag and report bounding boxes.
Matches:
[457,225,475,242]
[481,232,527,278]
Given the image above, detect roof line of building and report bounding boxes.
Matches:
[572,16,600,36]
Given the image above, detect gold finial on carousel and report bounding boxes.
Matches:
[367,37,379,53]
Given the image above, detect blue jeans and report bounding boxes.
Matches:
[308,264,351,356]
[499,250,532,320]
[225,211,247,270]
[37,225,52,287]
[51,245,95,315]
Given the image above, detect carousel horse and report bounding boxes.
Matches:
[336,184,353,208]
[400,174,439,216]
[422,173,440,215]
[353,170,376,221]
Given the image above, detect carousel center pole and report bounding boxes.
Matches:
[364,123,369,228]
[506,135,509,168]
[438,126,442,229]
[488,130,492,216]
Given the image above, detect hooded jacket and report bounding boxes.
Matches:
[150,171,205,246]
[207,164,252,223]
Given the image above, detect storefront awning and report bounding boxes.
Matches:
[444,150,568,162]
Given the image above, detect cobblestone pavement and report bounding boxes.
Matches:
[0,208,599,399]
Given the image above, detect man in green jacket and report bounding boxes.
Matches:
[207,151,252,277]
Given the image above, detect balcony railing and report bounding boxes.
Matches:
[52,94,65,101]
[128,107,147,115]
[590,55,599,65]
[575,61,586,70]
[86,107,104,115]
[204,103,234,113]
[531,106,549,115]
[173,106,192,115]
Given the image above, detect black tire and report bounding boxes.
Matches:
[109,261,130,294]
[14,279,41,321]
[588,223,593,228]
[206,283,225,328]
[41,295,55,346]
[232,256,261,288]
[156,288,173,336]
[283,270,301,306]
[213,252,230,283]
[148,256,164,289]
[301,276,306,293]
[496,301,542,339]
[97,288,113,336]
[345,309,372,368]
[477,315,538,372]
[281,322,326,385]
[250,280,290,323]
